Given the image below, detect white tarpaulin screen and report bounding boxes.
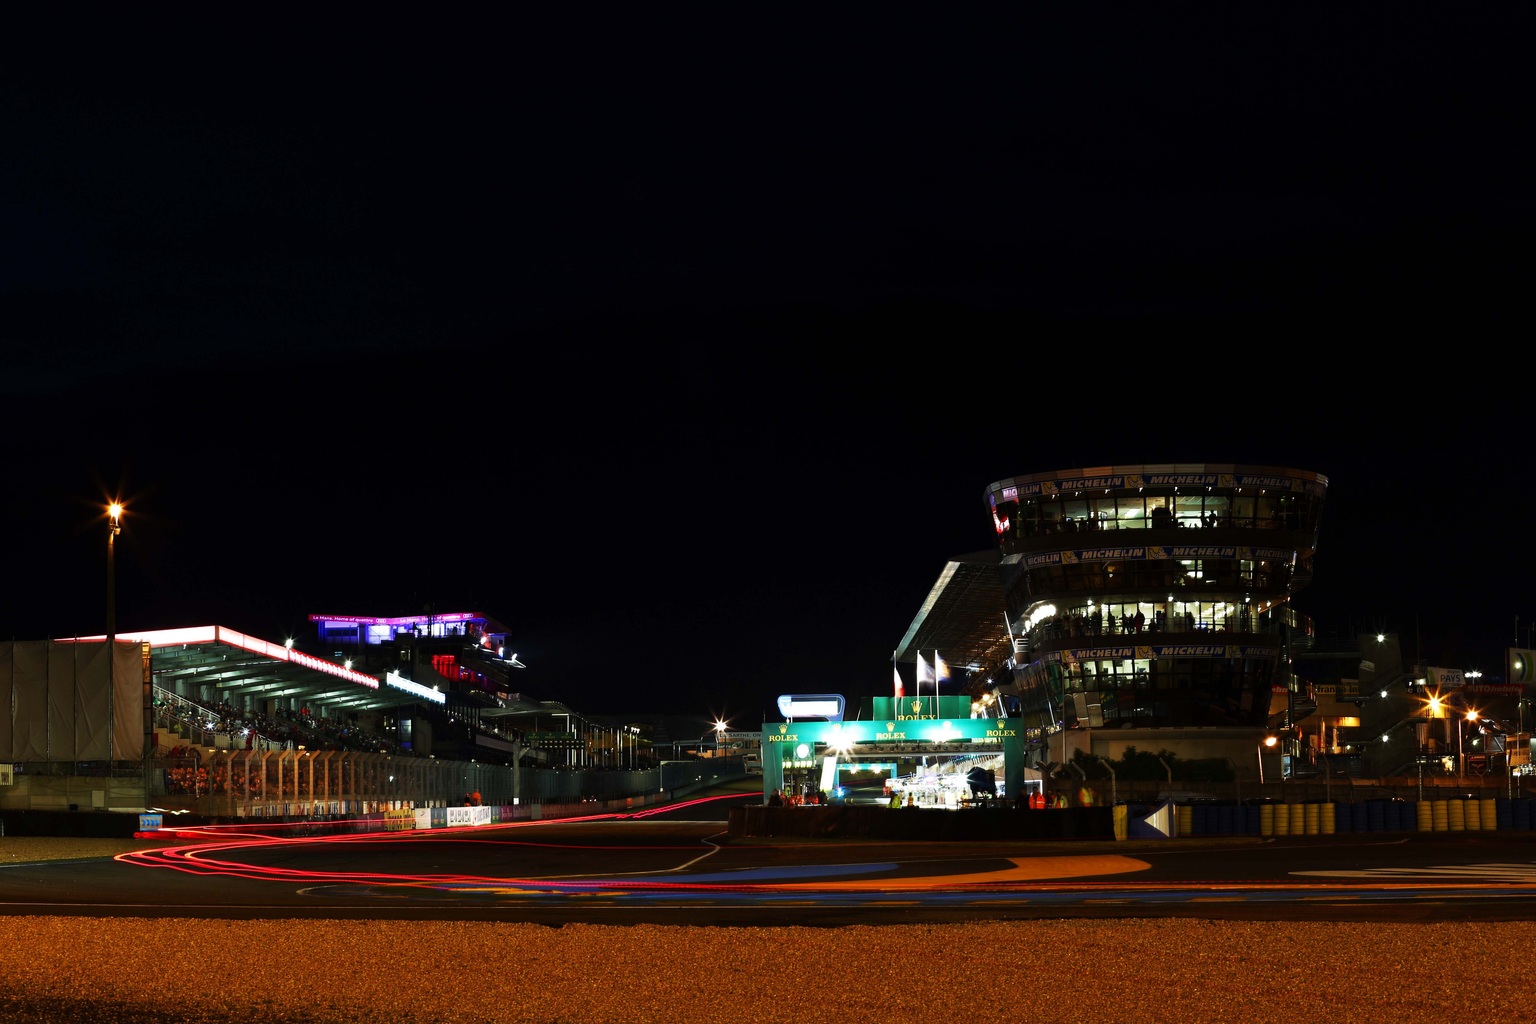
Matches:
[0,648,9,755]
[110,641,142,760]
[10,642,48,760]
[74,641,110,760]
[47,643,75,756]
[0,640,142,762]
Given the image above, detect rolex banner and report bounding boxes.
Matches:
[871,695,971,721]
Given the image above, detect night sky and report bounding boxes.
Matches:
[3,12,1533,722]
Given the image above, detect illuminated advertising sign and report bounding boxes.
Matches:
[776,694,845,720]
[1426,666,1466,690]
[385,671,446,704]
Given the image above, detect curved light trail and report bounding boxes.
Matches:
[114,794,1536,910]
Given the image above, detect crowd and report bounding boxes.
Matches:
[154,695,402,758]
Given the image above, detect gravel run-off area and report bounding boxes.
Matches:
[1,838,1530,1023]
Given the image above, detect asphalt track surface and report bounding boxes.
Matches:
[5,789,1536,925]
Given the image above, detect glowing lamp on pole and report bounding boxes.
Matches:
[1461,709,1479,780]
[1257,734,1277,784]
[106,501,122,637]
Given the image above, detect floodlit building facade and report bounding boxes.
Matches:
[985,463,1328,773]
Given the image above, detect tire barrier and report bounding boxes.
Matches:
[1336,801,1354,833]
[1430,799,1449,831]
[1127,797,1533,839]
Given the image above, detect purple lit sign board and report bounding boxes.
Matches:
[309,612,482,626]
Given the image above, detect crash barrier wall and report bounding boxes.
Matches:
[0,773,728,839]
[733,797,1536,843]
[729,805,1117,840]
[0,751,736,825]
[0,752,737,816]
[1164,796,1536,837]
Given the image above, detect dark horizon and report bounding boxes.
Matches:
[4,11,1534,718]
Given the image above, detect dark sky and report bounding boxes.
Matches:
[3,12,1533,722]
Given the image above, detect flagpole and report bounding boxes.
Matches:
[932,649,938,718]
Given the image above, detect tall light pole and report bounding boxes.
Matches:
[1257,734,1277,785]
[107,501,149,811]
[106,502,121,638]
[1460,709,1478,782]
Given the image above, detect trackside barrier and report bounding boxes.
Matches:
[443,806,494,827]
[1130,797,1536,838]
[1187,804,1260,837]
[28,794,1536,843]
[1413,796,1524,833]
[254,796,1536,839]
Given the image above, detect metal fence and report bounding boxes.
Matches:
[0,752,747,818]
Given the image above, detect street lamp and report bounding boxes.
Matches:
[1460,709,1479,781]
[106,501,122,637]
[107,501,153,811]
[1257,734,1277,784]
[713,719,728,757]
